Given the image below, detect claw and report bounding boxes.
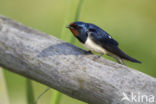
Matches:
[85,50,92,55]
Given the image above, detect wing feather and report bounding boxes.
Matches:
[88,30,128,58]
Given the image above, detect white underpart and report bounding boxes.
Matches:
[84,36,108,54]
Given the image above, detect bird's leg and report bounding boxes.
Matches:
[107,53,125,65]
[98,53,104,58]
[94,53,104,59]
[88,50,92,54]
[115,57,125,65]
[85,50,92,54]
[113,56,125,65]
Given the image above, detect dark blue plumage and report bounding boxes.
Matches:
[67,21,141,64]
[87,23,118,46]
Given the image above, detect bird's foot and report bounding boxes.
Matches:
[99,53,104,57]
[85,50,92,55]
[94,53,104,59]
[113,56,126,66]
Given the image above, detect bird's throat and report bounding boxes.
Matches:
[70,28,79,37]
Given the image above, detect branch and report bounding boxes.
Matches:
[0,15,156,104]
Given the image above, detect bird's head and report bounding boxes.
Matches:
[66,21,89,43]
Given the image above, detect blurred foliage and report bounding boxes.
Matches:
[0,68,10,104]
[0,0,156,104]
[26,79,35,104]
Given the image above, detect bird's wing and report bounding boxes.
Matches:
[88,29,127,58]
[88,29,119,50]
[88,30,141,63]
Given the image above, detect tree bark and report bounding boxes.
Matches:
[0,15,156,104]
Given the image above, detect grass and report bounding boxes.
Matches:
[50,90,62,104]
[0,68,10,104]
[26,79,35,104]
[34,88,50,104]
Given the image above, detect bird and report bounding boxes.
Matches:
[66,21,141,65]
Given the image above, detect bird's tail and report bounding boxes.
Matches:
[124,55,141,63]
[114,47,141,64]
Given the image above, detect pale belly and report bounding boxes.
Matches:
[83,37,108,54]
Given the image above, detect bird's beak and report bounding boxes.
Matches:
[66,25,70,28]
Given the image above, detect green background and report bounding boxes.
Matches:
[0,0,156,104]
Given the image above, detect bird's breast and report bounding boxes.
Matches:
[84,37,107,54]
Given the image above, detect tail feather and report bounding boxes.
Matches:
[124,55,141,63]
[110,47,141,64]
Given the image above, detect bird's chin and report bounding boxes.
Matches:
[69,28,79,37]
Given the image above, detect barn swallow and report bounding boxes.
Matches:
[66,21,141,64]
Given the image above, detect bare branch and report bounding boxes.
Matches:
[0,15,156,104]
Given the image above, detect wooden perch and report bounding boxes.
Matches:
[0,15,156,104]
